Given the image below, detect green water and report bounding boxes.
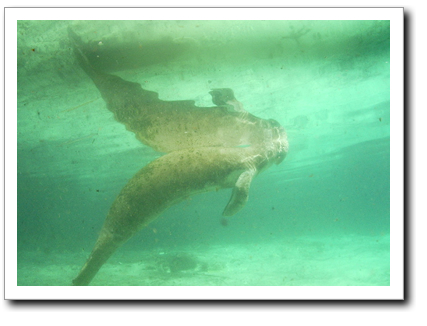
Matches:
[17,20,390,286]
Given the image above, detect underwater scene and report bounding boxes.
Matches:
[17,20,390,287]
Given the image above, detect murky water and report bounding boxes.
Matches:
[17,20,390,287]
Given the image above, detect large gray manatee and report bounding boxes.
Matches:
[69,29,284,152]
[69,29,289,285]
[72,144,286,286]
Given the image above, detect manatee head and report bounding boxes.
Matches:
[263,119,289,165]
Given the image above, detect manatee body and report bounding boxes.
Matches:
[69,29,289,286]
[69,29,279,153]
[72,144,285,286]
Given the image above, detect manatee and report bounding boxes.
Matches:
[72,143,286,286]
[69,29,288,285]
[69,29,280,153]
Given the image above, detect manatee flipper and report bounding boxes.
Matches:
[222,169,256,216]
[209,88,236,106]
[210,88,247,114]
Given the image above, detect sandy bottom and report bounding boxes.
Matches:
[17,234,389,287]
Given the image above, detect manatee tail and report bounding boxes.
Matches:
[68,27,100,80]
[72,231,126,286]
[68,28,160,108]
